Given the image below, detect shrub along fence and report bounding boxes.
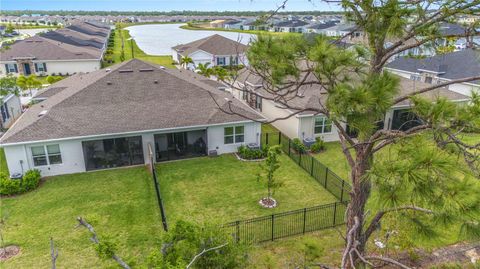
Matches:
[224,201,346,243]
[262,132,351,203]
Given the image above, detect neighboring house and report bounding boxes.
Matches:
[0,21,110,77]
[209,20,226,28]
[0,25,6,36]
[223,20,244,30]
[270,20,309,33]
[0,94,22,129]
[230,69,468,142]
[172,34,249,69]
[385,49,480,97]
[305,21,337,34]
[0,59,264,177]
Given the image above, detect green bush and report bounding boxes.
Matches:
[291,138,307,153]
[0,169,41,195]
[237,145,268,160]
[310,137,326,153]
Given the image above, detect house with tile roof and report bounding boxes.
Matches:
[0,59,264,177]
[172,34,249,69]
[386,49,480,97]
[0,21,110,78]
[230,68,469,141]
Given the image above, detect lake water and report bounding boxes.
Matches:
[126,23,256,55]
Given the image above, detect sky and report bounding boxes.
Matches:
[1,0,342,12]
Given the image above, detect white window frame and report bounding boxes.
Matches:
[35,62,46,72]
[314,116,332,134]
[224,125,245,144]
[216,57,226,66]
[31,144,63,167]
[6,63,17,73]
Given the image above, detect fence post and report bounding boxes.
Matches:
[288,139,291,156]
[278,132,281,144]
[310,157,314,176]
[333,202,337,226]
[340,180,345,202]
[271,214,275,241]
[236,220,240,243]
[299,151,302,165]
[266,133,269,145]
[324,167,328,188]
[303,207,307,234]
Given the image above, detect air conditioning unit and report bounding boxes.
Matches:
[208,150,218,156]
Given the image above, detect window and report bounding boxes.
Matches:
[224,126,244,144]
[5,63,18,74]
[425,76,433,84]
[410,74,421,81]
[255,96,262,111]
[34,62,47,72]
[216,57,226,66]
[31,144,62,166]
[0,103,9,121]
[230,56,238,65]
[314,116,332,134]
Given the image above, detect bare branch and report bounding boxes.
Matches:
[76,217,131,269]
[365,255,413,269]
[186,243,228,269]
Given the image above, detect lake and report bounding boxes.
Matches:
[126,23,256,56]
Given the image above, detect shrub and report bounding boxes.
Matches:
[310,137,326,153]
[0,169,41,195]
[291,138,307,153]
[237,145,268,160]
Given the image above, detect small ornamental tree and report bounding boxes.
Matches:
[17,75,42,96]
[257,145,283,208]
[179,56,194,69]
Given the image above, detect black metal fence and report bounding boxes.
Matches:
[262,132,351,203]
[148,144,169,231]
[224,202,346,243]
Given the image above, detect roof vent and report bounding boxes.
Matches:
[159,66,166,70]
[154,80,158,84]
[119,69,133,73]
[38,110,48,117]
[106,81,112,85]
[105,68,111,72]
[139,68,153,72]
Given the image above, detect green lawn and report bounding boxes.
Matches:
[1,167,162,268]
[158,154,337,223]
[107,27,174,68]
[0,148,8,175]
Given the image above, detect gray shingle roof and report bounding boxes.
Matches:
[172,34,248,56]
[386,49,480,85]
[0,59,264,144]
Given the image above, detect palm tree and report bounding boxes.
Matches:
[179,56,194,69]
[17,75,42,96]
[196,63,213,78]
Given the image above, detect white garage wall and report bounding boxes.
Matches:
[44,60,101,75]
[261,100,299,139]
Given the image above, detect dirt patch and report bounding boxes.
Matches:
[0,245,21,261]
[380,242,480,268]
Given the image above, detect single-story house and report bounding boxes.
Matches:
[0,59,264,177]
[172,34,249,69]
[386,49,480,97]
[229,69,469,141]
[0,93,22,130]
[270,20,309,33]
[0,21,110,77]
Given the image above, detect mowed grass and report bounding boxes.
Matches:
[1,167,163,269]
[0,147,8,175]
[158,154,337,223]
[109,27,174,68]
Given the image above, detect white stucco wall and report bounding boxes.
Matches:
[0,60,101,77]
[2,121,261,176]
[207,121,261,155]
[261,100,299,139]
[298,115,342,142]
[446,82,479,97]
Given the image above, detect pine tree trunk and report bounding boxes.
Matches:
[344,150,372,268]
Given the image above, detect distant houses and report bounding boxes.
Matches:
[172,34,249,69]
[0,21,110,77]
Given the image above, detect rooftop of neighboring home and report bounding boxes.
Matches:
[386,49,480,85]
[172,34,248,56]
[306,21,337,30]
[438,22,469,36]
[0,21,110,62]
[0,59,264,145]
[235,68,469,115]
[274,20,309,28]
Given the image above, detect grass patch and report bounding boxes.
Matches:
[158,154,337,223]
[0,148,8,175]
[107,27,174,68]
[1,167,162,268]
